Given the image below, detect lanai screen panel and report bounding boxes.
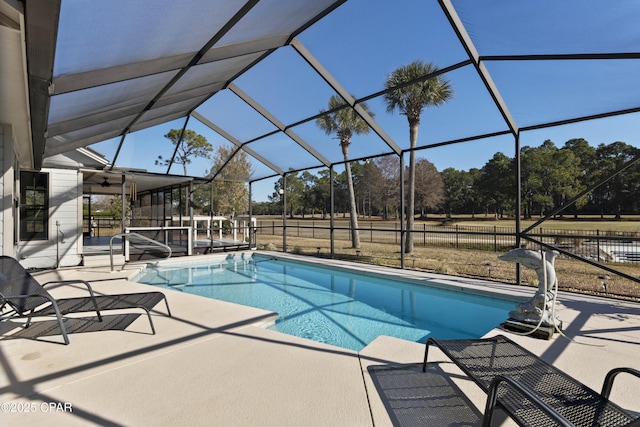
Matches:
[195,89,279,143]
[46,0,345,173]
[48,71,179,127]
[362,66,512,151]
[190,114,280,181]
[163,54,265,102]
[188,117,278,181]
[110,118,196,175]
[132,98,210,131]
[220,148,278,184]
[215,0,340,47]
[244,132,326,173]
[54,0,247,74]
[485,59,640,129]
[520,112,640,154]
[232,47,340,126]
[289,118,394,165]
[297,0,469,98]
[453,0,640,131]
[453,0,640,56]
[419,133,516,172]
[45,115,139,158]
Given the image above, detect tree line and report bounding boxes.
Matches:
[253,138,640,221]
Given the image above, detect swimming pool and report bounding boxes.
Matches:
[133,255,515,351]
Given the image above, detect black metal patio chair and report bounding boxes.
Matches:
[0,256,171,344]
[423,334,640,427]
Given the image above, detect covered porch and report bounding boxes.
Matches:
[81,169,254,265]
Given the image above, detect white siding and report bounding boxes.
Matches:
[0,124,5,254]
[0,124,15,257]
[18,168,83,268]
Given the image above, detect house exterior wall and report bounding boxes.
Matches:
[18,168,83,269]
[0,124,16,257]
[0,124,5,254]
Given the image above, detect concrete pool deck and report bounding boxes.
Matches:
[1,252,639,426]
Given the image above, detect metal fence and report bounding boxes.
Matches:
[83,218,122,237]
[256,220,640,264]
[86,218,640,264]
[524,228,640,263]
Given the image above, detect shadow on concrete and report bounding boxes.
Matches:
[368,362,484,426]
[1,314,144,344]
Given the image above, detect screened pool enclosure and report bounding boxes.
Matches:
[11,0,640,284]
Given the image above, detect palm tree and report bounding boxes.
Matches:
[384,61,453,253]
[316,95,374,248]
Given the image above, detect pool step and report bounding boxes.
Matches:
[83,253,125,268]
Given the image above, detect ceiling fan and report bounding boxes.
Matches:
[101,177,111,187]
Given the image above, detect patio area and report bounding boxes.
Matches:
[1,253,638,426]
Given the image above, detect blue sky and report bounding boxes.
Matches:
[87,0,640,202]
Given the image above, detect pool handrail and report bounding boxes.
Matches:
[110,232,172,272]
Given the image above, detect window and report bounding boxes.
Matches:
[20,171,49,241]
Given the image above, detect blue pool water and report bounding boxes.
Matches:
[133,255,515,351]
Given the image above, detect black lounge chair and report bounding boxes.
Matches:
[423,334,640,427]
[0,256,171,344]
